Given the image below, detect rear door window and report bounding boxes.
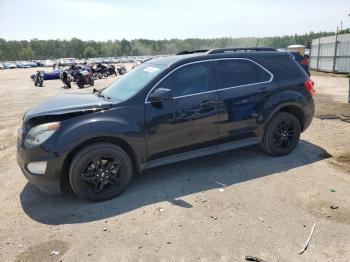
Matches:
[216,60,271,89]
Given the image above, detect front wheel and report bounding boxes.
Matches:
[261,112,301,156]
[89,78,94,86]
[77,76,84,88]
[69,143,133,201]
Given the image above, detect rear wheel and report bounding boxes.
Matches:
[261,112,301,156]
[69,143,133,201]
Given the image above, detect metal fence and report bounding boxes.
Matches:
[310,33,350,73]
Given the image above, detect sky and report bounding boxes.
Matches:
[0,0,349,41]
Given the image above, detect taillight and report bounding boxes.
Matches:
[300,59,309,65]
[304,79,315,96]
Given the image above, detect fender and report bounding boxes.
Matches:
[256,88,309,136]
[46,111,146,166]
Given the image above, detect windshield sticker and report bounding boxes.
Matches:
[144,67,160,73]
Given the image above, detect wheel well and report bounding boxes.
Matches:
[60,137,139,186]
[277,105,305,130]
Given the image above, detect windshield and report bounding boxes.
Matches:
[102,63,167,101]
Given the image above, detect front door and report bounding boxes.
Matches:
[144,61,219,161]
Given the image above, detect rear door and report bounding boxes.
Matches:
[145,61,219,161]
[215,58,274,143]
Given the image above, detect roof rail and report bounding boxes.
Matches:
[176,49,209,55]
[206,47,277,54]
[176,47,277,56]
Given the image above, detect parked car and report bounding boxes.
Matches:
[29,61,38,67]
[43,60,54,67]
[0,63,4,70]
[18,61,32,68]
[17,47,315,201]
[4,62,16,69]
[102,58,112,64]
[30,69,62,81]
[289,51,310,76]
[58,58,76,66]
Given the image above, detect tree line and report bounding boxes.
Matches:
[0,30,349,61]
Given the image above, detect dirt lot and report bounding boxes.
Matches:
[0,67,349,262]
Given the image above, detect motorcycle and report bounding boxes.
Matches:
[117,64,127,75]
[107,64,117,76]
[76,70,94,88]
[33,71,44,87]
[93,63,109,79]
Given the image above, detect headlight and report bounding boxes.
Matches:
[24,122,60,148]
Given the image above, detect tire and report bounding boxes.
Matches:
[77,76,84,89]
[261,112,301,156]
[89,78,94,86]
[66,81,71,88]
[69,143,133,202]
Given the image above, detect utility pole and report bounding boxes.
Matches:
[332,27,339,72]
[348,14,350,103]
[348,76,350,103]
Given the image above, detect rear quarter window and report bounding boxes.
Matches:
[267,55,306,79]
[216,60,271,89]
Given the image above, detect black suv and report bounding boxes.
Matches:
[17,48,315,201]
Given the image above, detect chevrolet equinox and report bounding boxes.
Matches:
[17,48,315,201]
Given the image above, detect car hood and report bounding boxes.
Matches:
[25,93,113,120]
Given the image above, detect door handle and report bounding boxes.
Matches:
[200,100,214,107]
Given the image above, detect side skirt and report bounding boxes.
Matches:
[140,137,260,171]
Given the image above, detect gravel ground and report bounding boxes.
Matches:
[0,68,349,262]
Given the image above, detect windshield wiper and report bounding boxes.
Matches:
[93,87,105,95]
[94,88,111,100]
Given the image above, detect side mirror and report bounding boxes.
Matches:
[149,88,173,102]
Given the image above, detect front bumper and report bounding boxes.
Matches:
[16,139,65,195]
